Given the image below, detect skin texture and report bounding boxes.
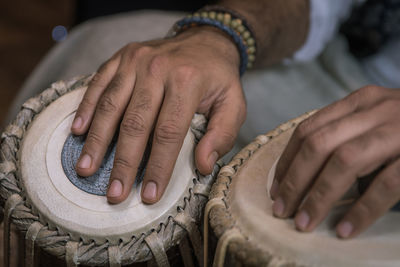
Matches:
[271,86,400,239]
[71,0,310,205]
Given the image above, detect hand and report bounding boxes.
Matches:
[71,26,246,204]
[270,85,400,238]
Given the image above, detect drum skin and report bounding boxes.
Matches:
[208,111,400,267]
[0,75,220,267]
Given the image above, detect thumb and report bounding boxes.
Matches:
[195,87,246,175]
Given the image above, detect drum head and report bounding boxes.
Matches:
[219,113,400,267]
[19,86,197,244]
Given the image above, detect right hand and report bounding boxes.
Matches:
[70,26,247,204]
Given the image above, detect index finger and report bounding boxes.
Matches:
[272,86,391,198]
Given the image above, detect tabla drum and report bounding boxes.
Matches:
[0,75,220,267]
[204,111,400,267]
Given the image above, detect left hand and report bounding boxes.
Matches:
[270,85,400,238]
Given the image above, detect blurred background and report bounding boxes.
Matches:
[1,1,209,265]
[0,0,208,129]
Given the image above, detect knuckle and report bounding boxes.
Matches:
[172,65,199,88]
[146,160,167,182]
[133,45,152,58]
[358,85,383,96]
[167,95,185,119]
[155,123,184,145]
[80,96,97,109]
[175,65,197,78]
[281,178,298,196]
[123,44,152,67]
[86,131,104,147]
[302,131,327,156]
[295,119,314,141]
[313,180,333,203]
[107,73,125,92]
[331,145,357,170]
[120,112,147,137]
[134,90,153,112]
[97,94,119,114]
[380,171,400,193]
[148,55,167,76]
[90,72,107,87]
[348,85,385,106]
[305,188,327,214]
[113,157,135,170]
[355,199,374,218]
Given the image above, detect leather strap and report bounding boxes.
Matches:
[65,241,79,267]
[174,212,203,266]
[144,231,170,267]
[3,194,23,267]
[108,245,121,267]
[25,222,43,267]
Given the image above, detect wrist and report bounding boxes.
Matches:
[177,26,241,68]
[167,9,257,75]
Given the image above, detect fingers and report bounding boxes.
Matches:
[273,85,392,194]
[76,59,136,177]
[295,123,400,233]
[195,81,246,175]
[107,74,164,203]
[71,55,121,135]
[141,70,202,204]
[272,103,389,218]
[336,158,400,238]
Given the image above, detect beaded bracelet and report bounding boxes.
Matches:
[167,7,257,76]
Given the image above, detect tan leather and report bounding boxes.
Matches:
[226,120,400,267]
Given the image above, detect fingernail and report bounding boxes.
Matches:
[209,151,219,168]
[77,154,92,169]
[295,211,310,230]
[108,180,123,198]
[72,116,83,130]
[143,181,157,201]
[269,180,279,199]
[273,197,285,217]
[337,221,353,238]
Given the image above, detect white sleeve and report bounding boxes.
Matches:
[289,0,364,63]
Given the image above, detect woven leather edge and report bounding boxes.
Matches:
[208,110,317,267]
[0,74,221,265]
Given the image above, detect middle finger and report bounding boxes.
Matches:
[107,73,164,203]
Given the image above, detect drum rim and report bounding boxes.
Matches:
[0,74,220,266]
[208,111,315,267]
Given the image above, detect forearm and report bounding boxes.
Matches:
[218,0,310,67]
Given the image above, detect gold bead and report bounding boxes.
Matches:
[248,54,255,62]
[247,62,253,69]
[223,13,231,25]
[209,11,217,19]
[201,11,208,18]
[246,38,255,46]
[186,14,193,18]
[193,12,200,17]
[217,13,224,21]
[237,25,245,33]
[231,19,239,28]
[247,46,256,54]
[242,31,250,39]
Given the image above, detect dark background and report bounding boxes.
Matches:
[0,0,209,127]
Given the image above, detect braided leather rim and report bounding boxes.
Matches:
[208,111,315,267]
[0,74,220,265]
